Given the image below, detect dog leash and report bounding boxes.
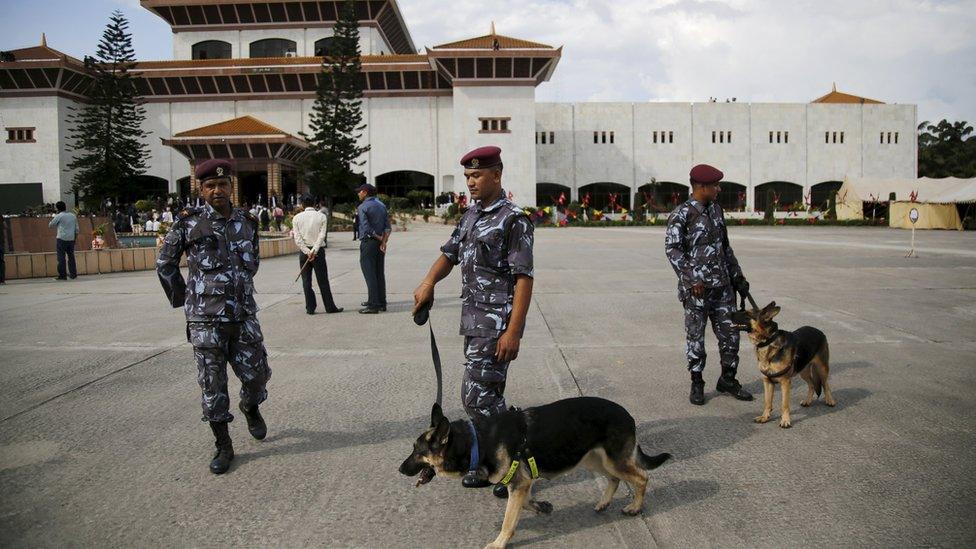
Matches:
[413,301,443,407]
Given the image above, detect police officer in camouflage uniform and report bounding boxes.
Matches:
[413,146,534,498]
[157,159,271,474]
[665,164,753,406]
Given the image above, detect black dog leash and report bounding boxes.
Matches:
[413,301,443,407]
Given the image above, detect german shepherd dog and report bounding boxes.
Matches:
[399,397,671,549]
[739,302,836,428]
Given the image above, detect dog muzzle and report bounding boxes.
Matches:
[730,310,752,332]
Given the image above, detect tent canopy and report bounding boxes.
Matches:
[838,177,976,205]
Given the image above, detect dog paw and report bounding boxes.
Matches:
[779,418,792,428]
[825,398,837,407]
[533,500,553,514]
[800,400,812,407]
[621,505,643,516]
[594,501,610,513]
[754,415,770,424]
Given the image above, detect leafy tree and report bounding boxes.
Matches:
[917,119,976,178]
[65,10,150,210]
[302,0,370,202]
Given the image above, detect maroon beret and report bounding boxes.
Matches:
[195,159,233,182]
[689,164,723,185]
[460,146,502,169]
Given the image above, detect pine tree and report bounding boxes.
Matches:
[302,0,370,202]
[65,10,150,210]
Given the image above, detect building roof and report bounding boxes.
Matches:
[173,115,293,138]
[0,34,83,65]
[812,84,884,104]
[133,53,430,70]
[433,23,553,50]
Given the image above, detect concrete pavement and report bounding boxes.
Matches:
[1,224,974,548]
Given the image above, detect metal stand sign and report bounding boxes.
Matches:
[906,207,919,258]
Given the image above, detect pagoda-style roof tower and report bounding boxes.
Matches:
[140,0,416,54]
[426,23,561,87]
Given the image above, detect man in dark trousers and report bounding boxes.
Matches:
[49,201,79,280]
[156,159,272,474]
[292,195,342,315]
[356,184,390,314]
[413,146,535,498]
[0,216,6,284]
[665,164,753,406]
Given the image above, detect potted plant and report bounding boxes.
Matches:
[92,223,108,250]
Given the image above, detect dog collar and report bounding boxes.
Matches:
[755,327,782,349]
[466,420,480,473]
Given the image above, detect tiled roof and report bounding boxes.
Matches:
[173,116,291,138]
[433,34,553,50]
[2,44,83,65]
[812,85,883,104]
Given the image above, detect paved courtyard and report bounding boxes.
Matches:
[1,223,974,548]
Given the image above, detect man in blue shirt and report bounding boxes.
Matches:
[356,184,391,314]
[49,201,79,280]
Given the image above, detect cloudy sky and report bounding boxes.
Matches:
[2,0,974,125]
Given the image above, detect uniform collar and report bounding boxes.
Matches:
[203,202,239,221]
[688,198,710,213]
[476,190,508,213]
[303,207,317,212]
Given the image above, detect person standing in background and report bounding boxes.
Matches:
[49,201,79,281]
[292,195,343,315]
[355,184,390,314]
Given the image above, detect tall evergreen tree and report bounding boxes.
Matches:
[302,0,370,202]
[65,10,150,209]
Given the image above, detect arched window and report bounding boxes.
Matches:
[536,183,571,207]
[755,182,803,212]
[314,37,339,57]
[192,40,231,60]
[637,182,688,213]
[249,38,297,58]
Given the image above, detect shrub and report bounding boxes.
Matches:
[135,199,154,213]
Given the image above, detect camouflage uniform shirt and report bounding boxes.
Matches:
[157,204,261,321]
[441,191,534,338]
[665,199,744,302]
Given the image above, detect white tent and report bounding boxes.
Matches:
[836,177,976,229]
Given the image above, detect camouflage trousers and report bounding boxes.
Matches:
[187,318,271,423]
[683,285,740,374]
[461,336,511,419]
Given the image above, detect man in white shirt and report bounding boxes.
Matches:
[292,195,343,315]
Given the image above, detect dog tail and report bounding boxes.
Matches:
[636,446,672,470]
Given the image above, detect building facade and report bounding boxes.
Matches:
[0,0,916,213]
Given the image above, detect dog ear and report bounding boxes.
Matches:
[430,402,444,427]
[762,303,781,320]
[432,416,451,447]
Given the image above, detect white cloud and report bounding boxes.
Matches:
[399,0,976,122]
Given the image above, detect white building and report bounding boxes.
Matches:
[0,0,916,213]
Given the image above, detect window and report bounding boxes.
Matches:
[827,131,845,144]
[669,131,674,143]
[769,131,789,144]
[536,131,556,145]
[249,38,297,58]
[609,131,615,144]
[712,130,732,144]
[594,131,599,144]
[479,117,511,134]
[5,127,35,143]
[314,37,338,57]
[192,40,231,60]
[894,132,898,144]
[592,131,613,144]
[880,131,900,145]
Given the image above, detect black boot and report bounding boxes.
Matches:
[238,401,267,440]
[493,484,509,499]
[208,421,234,474]
[689,371,705,406]
[461,470,492,488]
[716,369,754,401]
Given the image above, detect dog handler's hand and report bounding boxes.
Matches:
[692,282,705,298]
[412,281,434,316]
[495,330,521,362]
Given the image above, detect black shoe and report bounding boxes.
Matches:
[361,302,386,312]
[54,277,67,281]
[69,275,77,279]
[493,484,509,499]
[208,421,234,474]
[690,373,705,406]
[306,310,315,315]
[238,401,267,440]
[461,471,492,488]
[716,372,754,401]
[358,307,379,314]
[325,307,344,314]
